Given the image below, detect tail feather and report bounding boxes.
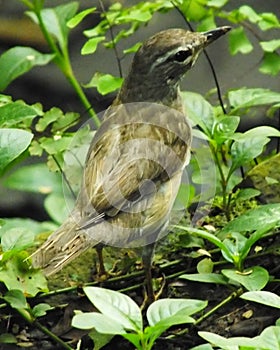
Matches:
[31,215,93,276]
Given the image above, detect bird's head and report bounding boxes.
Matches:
[118,26,231,104]
[132,26,231,85]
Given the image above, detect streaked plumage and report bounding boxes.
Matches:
[31,27,230,283]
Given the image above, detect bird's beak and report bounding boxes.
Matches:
[203,26,231,45]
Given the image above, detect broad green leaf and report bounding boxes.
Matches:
[221,232,248,265]
[228,88,280,113]
[238,5,261,23]
[84,73,123,94]
[222,266,269,291]
[213,116,240,144]
[72,312,126,334]
[198,331,261,348]
[147,298,207,327]
[67,7,96,28]
[27,2,79,50]
[175,226,232,259]
[0,333,17,344]
[0,129,33,174]
[83,287,142,332]
[0,218,56,239]
[260,39,280,52]
[44,193,74,224]
[197,258,214,274]
[241,291,280,309]
[0,47,54,91]
[180,273,228,285]
[228,27,253,55]
[259,52,280,76]
[235,188,261,202]
[4,163,62,194]
[88,329,114,350]
[258,13,280,31]
[199,326,280,349]
[123,42,142,54]
[218,204,280,237]
[207,0,228,8]
[182,91,214,138]
[229,126,280,174]
[32,303,52,317]
[0,101,39,127]
[3,289,28,309]
[0,257,48,296]
[81,36,105,55]
[1,228,34,251]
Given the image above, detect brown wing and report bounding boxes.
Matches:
[79,103,192,219]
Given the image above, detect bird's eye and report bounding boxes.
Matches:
[173,49,192,62]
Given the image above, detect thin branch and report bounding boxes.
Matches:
[98,0,123,78]
[52,155,76,200]
[171,1,228,114]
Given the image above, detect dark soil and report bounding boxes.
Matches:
[1,231,280,350]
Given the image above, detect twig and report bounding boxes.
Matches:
[171,0,228,114]
[98,0,123,78]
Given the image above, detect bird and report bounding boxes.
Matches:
[31,26,231,302]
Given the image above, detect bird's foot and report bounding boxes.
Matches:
[141,274,166,310]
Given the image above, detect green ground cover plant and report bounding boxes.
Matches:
[0,0,280,349]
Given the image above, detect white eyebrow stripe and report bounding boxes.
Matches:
[149,45,193,73]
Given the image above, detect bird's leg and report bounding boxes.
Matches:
[141,241,157,307]
[95,243,107,277]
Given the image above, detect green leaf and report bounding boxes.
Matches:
[259,52,280,76]
[228,27,253,55]
[229,126,280,173]
[260,39,280,52]
[72,312,126,334]
[199,326,280,349]
[4,163,62,194]
[81,36,106,55]
[88,329,114,350]
[182,91,214,138]
[83,287,142,332]
[213,116,240,144]
[0,47,54,91]
[241,291,280,309]
[1,228,34,251]
[27,2,79,50]
[0,333,17,344]
[32,303,52,317]
[222,266,269,291]
[123,42,142,54]
[238,5,261,23]
[0,129,33,174]
[44,193,74,224]
[175,226,233,260]
[3,289,28,309]
[197,258,214,274]
[85,73,123,94]
[218,204,280,237]
[0,101,40,127]
[147,298,207,329]
[67,7,96,28]
[228,88,280,113]
[207,0,228,8]
[180,273,228,285]
[0,257,48,296]
[235,188,261,202]
[0,218,55,239]
[258,13,280,31]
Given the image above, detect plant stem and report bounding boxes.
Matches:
[194,287,243,325]
[210,143,230,220]
[34,5,101,128]
[16,308,74,350]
